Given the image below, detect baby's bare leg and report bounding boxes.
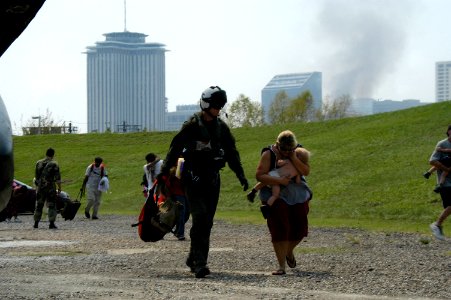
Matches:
[267,185,280,206]
[440,171,448,184]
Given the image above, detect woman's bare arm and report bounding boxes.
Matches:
[256,150,290,186]
[437,147,451,153]
[289,148,310,176]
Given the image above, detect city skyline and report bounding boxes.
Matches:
[0,0,450,134]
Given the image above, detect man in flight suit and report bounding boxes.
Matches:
[159,86,249,278]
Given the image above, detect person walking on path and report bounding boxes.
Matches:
[159,86,249,278]
[255,130,312,275]
[166,162,189,241]
[141,153,163,198]
[33,148,62,229]
[80,157,107,220]
[429,125,451,240]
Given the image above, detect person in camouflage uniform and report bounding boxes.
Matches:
[33,148,62,229]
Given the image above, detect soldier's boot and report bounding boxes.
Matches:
[33,221,39,229]
[49,221,58,229]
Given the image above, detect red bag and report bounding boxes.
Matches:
[131,178,181,242]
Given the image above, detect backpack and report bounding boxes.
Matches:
[35,161,48,185]
[89,163,105,177]
[36,159,58,189]
[88,163,109,192]
[131,179,183,242]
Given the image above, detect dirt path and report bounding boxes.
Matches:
[0,215,449,299]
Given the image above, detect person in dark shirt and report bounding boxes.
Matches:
[159,86,249,278]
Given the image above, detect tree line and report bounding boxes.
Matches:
[23,91,352,134]
[225,90,352,128]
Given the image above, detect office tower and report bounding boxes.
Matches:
[166,104,199,131]
[261,72,322,122]
[436,61,451,102]
[86,31,167,133]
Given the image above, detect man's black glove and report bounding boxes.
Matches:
[238,174,249,191]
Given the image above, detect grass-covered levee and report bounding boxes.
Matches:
[12,101,451,233]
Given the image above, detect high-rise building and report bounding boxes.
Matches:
[166,104,199,131]
[86,31,167,133]
[436,61,451,102]
[261,72,322,122]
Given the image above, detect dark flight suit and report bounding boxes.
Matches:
[161,112,247,271]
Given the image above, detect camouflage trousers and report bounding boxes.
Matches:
[34,188,57,222]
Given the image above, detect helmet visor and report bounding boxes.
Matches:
[209,90,227,109]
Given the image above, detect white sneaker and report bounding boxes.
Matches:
[430,222,445,240]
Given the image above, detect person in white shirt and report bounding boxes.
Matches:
[141,153,163,198]
[80,157,107,220]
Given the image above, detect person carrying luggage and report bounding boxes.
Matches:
[80,157,108,220]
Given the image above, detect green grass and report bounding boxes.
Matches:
[12,101,451,234]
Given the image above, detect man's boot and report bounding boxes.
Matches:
[49,221,58,229]
[33,221,39,228]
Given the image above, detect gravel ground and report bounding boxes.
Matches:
[0,214,449,300]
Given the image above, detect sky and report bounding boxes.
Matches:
[0,0,450,134]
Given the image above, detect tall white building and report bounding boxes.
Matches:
[86,31,167,133]
[261,72,322,123]
[436,61,451,102]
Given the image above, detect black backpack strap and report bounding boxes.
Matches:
[36,161,48,180]
[89,163,94,175]
[35,160,50,187]
[261,145,276,169]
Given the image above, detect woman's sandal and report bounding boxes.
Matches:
[286,255,296,268]
[271,269,286,275]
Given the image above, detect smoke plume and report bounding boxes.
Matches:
[315,0,415,98]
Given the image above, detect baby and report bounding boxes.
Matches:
[247,158,300,206]
[423,147,451,193]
